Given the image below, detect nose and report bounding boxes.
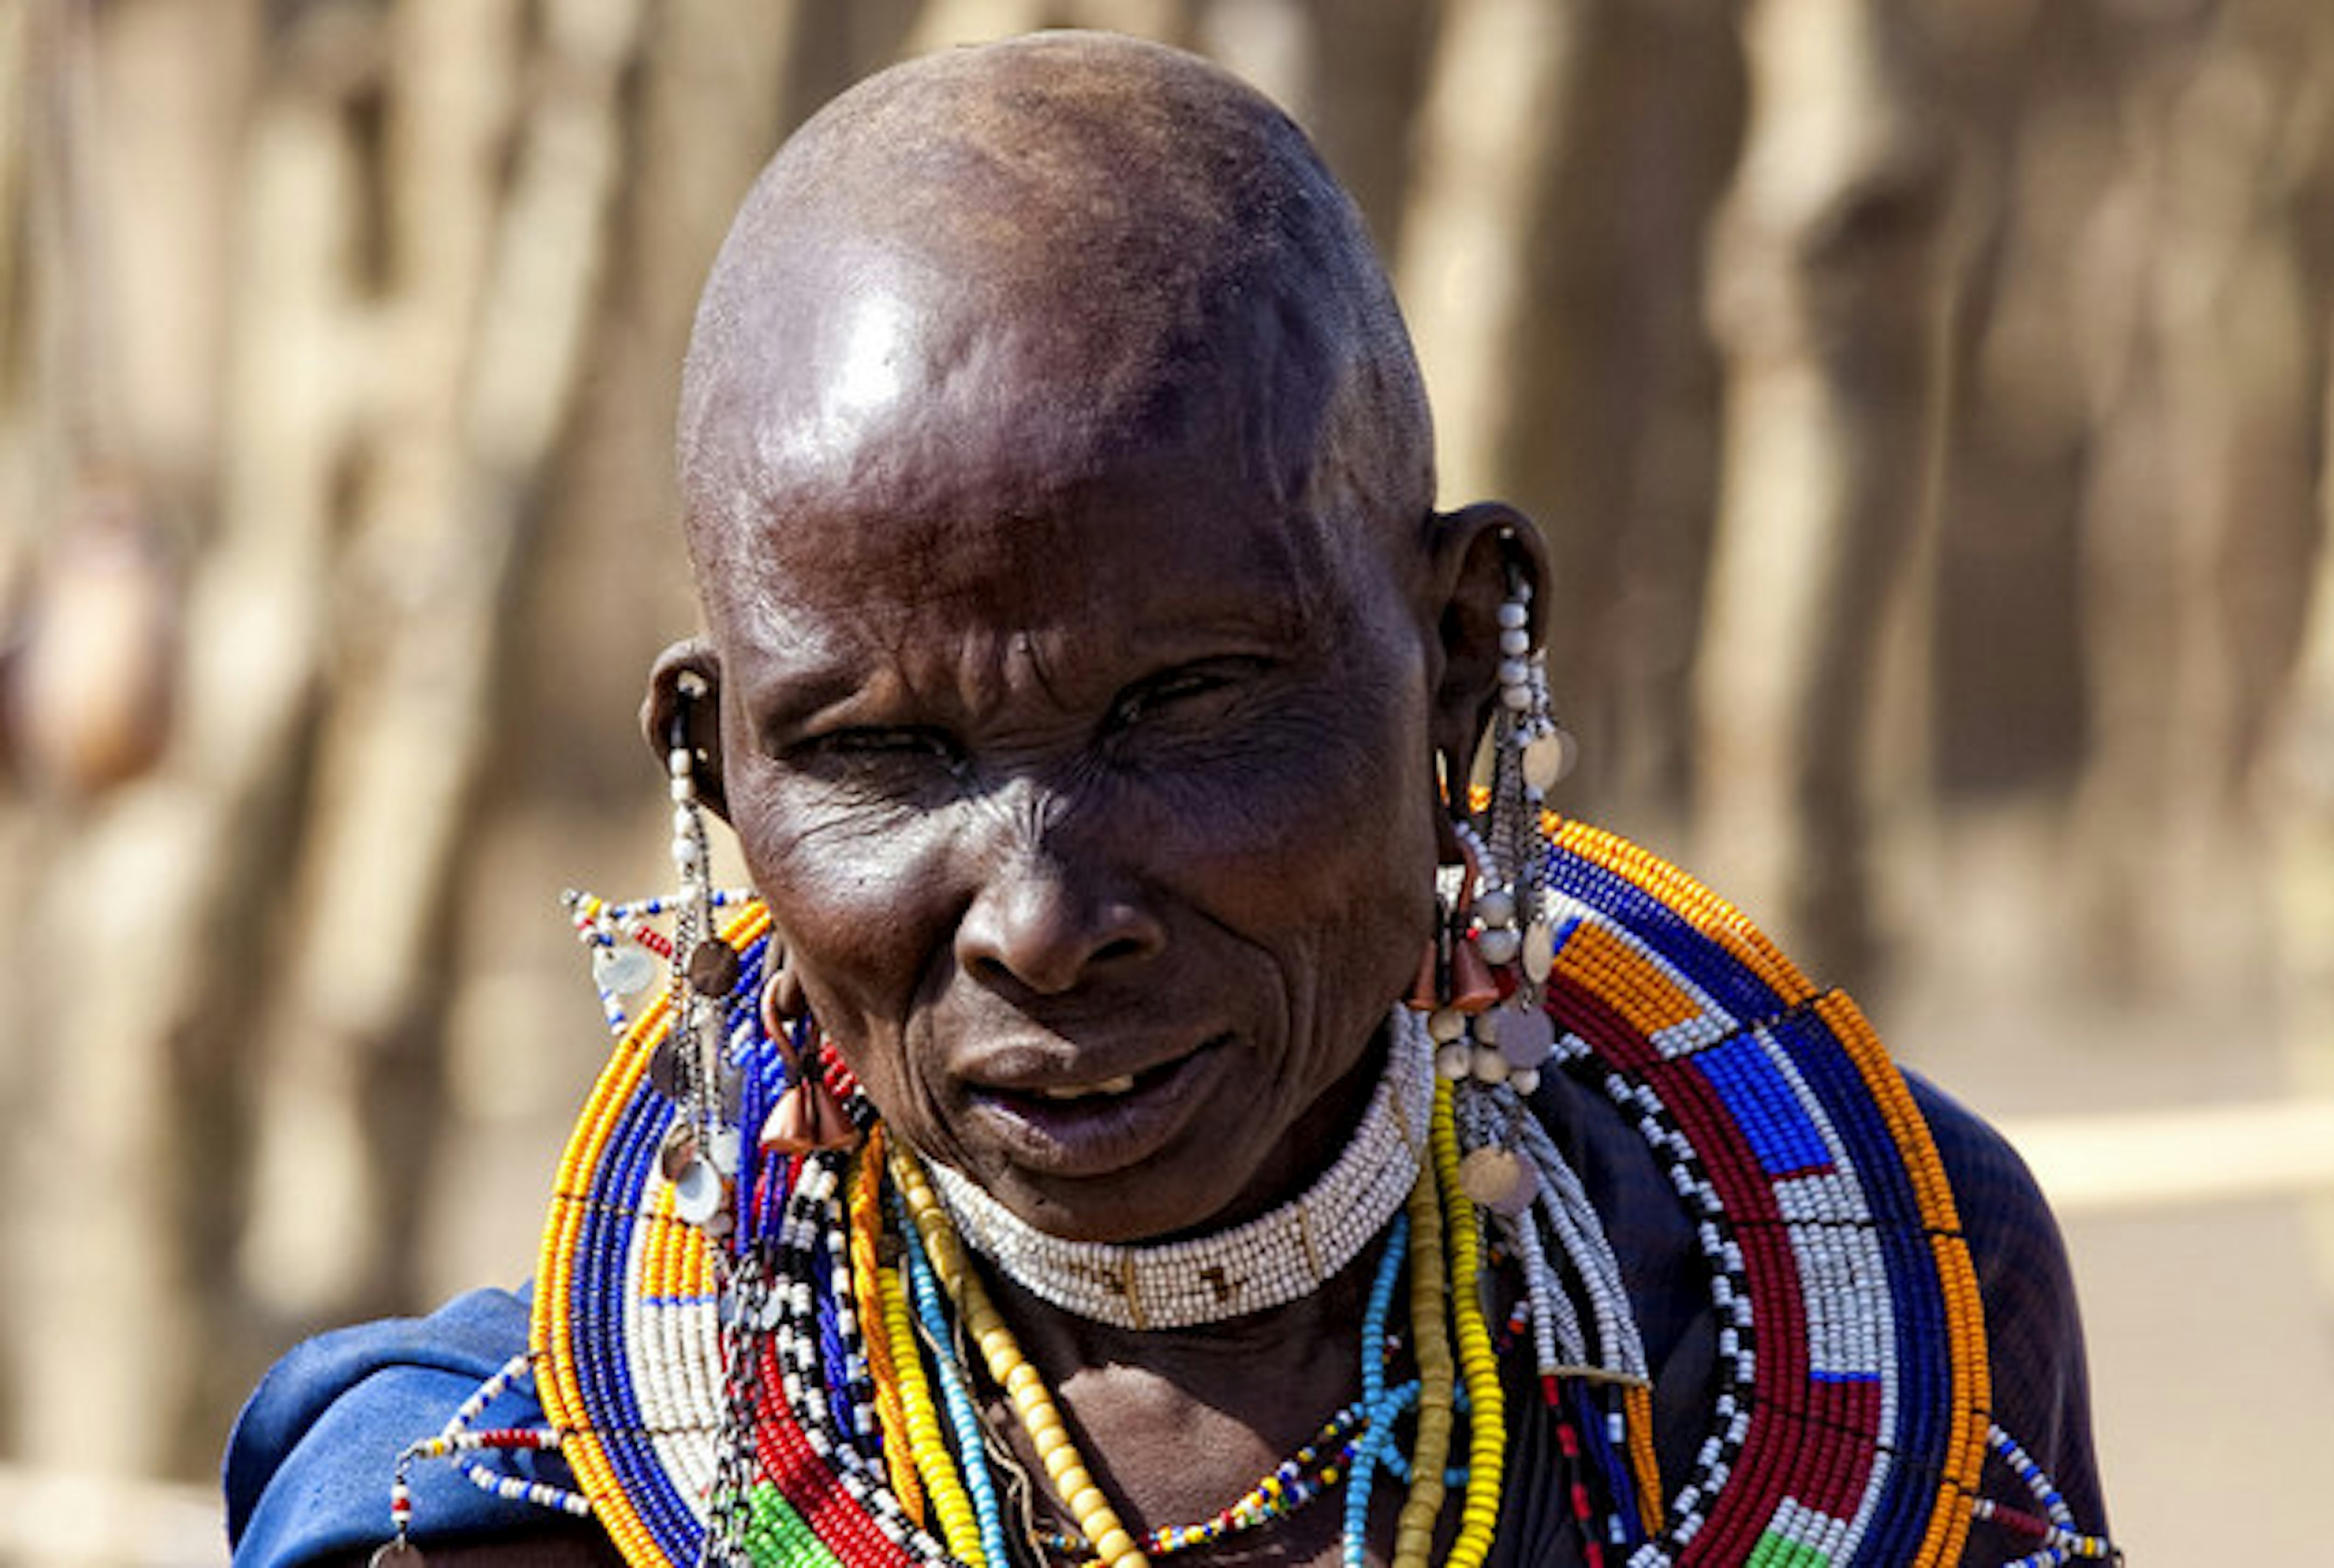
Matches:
[955,842,1167,995]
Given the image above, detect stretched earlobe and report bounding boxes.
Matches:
[642,638,728,819]
[1426,502,1549,781]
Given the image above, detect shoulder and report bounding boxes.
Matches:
[1904,1073,2090,1375]
[1903,1073,2109,1538]
[224,1287,614,1567]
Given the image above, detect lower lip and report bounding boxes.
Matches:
[967,1039,1227,1179]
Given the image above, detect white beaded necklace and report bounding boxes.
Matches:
[927,1009,1436,1330]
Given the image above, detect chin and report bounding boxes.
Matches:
[997,1163,1256,1246]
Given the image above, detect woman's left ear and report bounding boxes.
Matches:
[642,638,729,820]
[1425,501,1548,788]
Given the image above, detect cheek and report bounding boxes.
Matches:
[732,788,958,1051]
[1181,691,1436,898]
[750,849,962,1158]
[1130,692,1442,1005]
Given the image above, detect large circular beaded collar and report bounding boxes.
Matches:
[531,820,1990,1567]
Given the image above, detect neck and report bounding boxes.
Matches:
[1003,1213,1389,1362]
[981,1223,1391,1563]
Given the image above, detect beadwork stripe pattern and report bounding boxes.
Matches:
[534,900,776,1563]
[1534,821,1988,1568]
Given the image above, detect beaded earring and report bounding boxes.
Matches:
[1411,552,1572,1101]
[369,683,760,1559]
[756,955,858,1156]
[657,675,748,1234]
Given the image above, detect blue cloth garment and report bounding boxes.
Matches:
[223,1287,553,1566]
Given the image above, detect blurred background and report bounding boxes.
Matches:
[4,0,2329,1559]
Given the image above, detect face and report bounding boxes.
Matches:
[685,307,1448,1244]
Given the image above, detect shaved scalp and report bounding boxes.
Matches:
[676,31,1434,572]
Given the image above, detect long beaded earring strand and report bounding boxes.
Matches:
[658,674,746,1239]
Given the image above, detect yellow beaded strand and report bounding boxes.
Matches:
[880,1259,988,1566]
[1391,1149,1454,1567]
[536,977,669,1566]
[892,1150,1154,1568]
[532,902,771,1568]
[1432,1083,1505,1568]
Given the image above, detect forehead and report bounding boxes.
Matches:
[681,230,1403,660]
[681,213,1358,555]
[697,377,1360,672]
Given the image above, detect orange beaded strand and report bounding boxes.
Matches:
[849,1129,925,1525]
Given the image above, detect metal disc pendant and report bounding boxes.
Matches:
[1459,1145,1529,1208]
[649,1040,685,1101]
[1522,730,1575,794]
[672,1156,725,1226]
[371,1544,427,1568]
[658,1122,699,1182]
[593,940,657,997]
[686,937,742,998]
[1493,1001,1555,1069]
[1522,920,1557,984]
[1476,927,1522,965]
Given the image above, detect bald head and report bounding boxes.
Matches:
[676,32,1433,574]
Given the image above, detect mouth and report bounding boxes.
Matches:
[963,1035,1230,1178]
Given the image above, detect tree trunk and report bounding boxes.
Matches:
[233,0,649,1338]
[1693,0,1956,985]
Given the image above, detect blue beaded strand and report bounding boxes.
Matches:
[892,1187,1012,1568]
[1340,1215,1412,1568]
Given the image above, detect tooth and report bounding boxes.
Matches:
[1035,1074,1138,1102]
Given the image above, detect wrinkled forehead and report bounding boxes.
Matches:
[684,334,1323,686]
[682,224,1348,541]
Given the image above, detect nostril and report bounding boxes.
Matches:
[1091,934,1151,966]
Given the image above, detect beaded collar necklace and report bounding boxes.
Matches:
[378,824,2109,1568]
[923,1009,1436,1330]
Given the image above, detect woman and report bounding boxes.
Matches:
[227,32,2110,1568]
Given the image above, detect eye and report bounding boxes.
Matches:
[1105,658,1269,732]
[794,725,967,780]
